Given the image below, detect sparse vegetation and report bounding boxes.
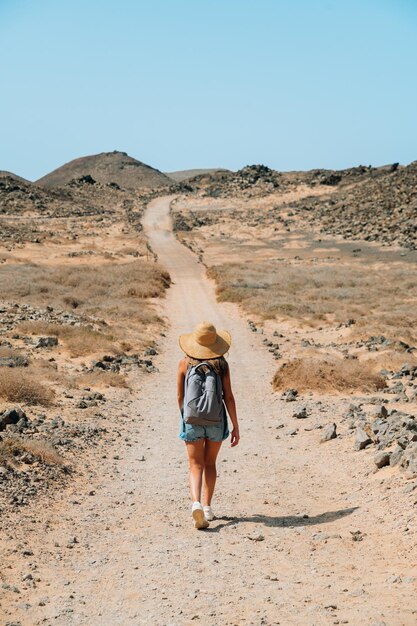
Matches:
[0,154,172,522]
[0,368,54,405]
[0,436,65,468]
[1,260,170,323]
[77,370,129,388]
[208,261,417,345]
[272,357,387,393]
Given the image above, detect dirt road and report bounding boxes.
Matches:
[2,196,416,626]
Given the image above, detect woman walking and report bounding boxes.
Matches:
[177,321,240,529]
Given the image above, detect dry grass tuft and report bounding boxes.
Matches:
[77,371,129,388]
[0,437,65,467]
[272,357,387,393]
[0,368,54,405]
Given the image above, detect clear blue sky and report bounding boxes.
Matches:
[1,0,416,180]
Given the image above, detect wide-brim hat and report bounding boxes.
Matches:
[179,321,231,359]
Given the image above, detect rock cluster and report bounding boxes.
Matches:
[90,352,158,374]
[0,301,98,335]
[186,165,281,198]
[0,405,107,512]
[176,160,416,249]
[0,173,156,247]
[291,162,417,249]
[344,403,417,476]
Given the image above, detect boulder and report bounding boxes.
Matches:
[374,451,391,468]
[0,407,27,431]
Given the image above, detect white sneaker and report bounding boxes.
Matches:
[192,502,209,529]
[203,505,215,521]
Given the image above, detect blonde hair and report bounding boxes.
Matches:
[186,355,229,378]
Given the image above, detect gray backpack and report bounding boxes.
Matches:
[183,362,223,426]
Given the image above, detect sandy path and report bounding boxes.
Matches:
[3,196,416,626]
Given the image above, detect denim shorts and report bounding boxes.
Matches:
[179,406,229,443]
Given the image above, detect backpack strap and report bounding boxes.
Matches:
[192,361,212,371]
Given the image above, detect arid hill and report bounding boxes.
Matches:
[185,163,399,197]
[288,161,417,249]
[36,150,171,190]
[179,161,416,249]
[0,170,30,183]
[0,172,151,247]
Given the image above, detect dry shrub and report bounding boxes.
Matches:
[208,262,417,344]
[0,260,170,324]
[63,295,82,309]
[30,358,73,387]
[0,437,64,467]
[272,357,387,393]
[77,371,128,388]
[17,321,115,357]
[59,328,114,357]
[0,368,54,405]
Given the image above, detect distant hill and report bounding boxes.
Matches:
[166,168,230,182]
[36,151,171,190]
[0,170,31,184]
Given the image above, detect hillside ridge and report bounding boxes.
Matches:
[36,150,171,190]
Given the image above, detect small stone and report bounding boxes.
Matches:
[354,427,372,450]
[281,388,298,402]
[312,532,342,541]
[36,336,58,348]
[374,451,391,468]
[386,575,401,584]
[321,423,337,442]
[247,533,265,542]
[350,530,365,542]
[293,406,309,419]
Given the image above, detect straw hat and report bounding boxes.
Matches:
[179,321,231,359]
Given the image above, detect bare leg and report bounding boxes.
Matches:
[202,440,222,506]
[185,440,205,502]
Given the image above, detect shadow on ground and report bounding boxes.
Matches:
[206,507,359,533]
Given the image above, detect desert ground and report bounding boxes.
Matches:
[1,156,417,625]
